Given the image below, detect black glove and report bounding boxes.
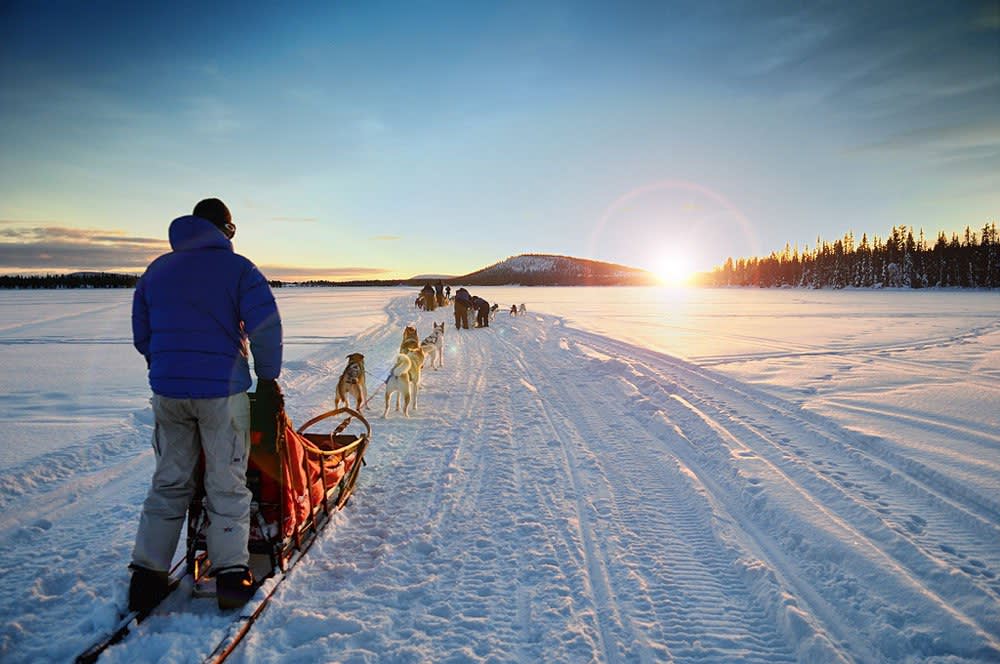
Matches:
[254,378,283,417]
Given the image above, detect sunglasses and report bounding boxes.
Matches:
[222,222,237,239]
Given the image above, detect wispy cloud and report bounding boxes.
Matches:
[722,4,999,128]
[0,225,395,280]
[257,264,391,281]
[857,118,1000,153]
[372,235,401,241]
[0,226,164,245]
[0,226,167,271]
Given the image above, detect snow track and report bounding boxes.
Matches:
[2,293,998,663]
[239,298,1000,662]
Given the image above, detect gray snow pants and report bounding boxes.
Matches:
[131,393,252,573]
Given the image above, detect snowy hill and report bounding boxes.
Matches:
[408,273,456,281]
[455,253,657,286]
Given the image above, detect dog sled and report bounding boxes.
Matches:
[187,391,370,581]
[77,390,372,663]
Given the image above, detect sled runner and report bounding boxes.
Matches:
[76,391,371,664]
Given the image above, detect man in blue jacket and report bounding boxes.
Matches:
[129,198,283,612]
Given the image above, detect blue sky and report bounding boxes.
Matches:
[1,1,997,280]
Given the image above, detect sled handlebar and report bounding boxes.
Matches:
[297,406,371,436]
[295,407,371,458]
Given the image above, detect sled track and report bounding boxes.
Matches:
[25,295,997,664]
[0,301,127,336]
[818,398,1000,457]
[577,328,1000,528]
[561,327,1000,645]
[242,304,527,659]
[497,328,802,662]
[691,317,1000,390]
[504,344,625,663]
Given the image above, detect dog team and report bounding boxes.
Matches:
[336,291,525,418]
[333,321,447,419]
[380,321,447,417]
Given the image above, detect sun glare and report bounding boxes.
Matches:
[654,252,696,287]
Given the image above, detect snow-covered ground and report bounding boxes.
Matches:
[1,287,998,663]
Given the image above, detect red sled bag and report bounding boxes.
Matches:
[187,388,370,578]
[241,393,370,570]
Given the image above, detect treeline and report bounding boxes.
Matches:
[293,279,418,287]
[0,273,139,289]
[708,223,999,289]
[0,273,290,289]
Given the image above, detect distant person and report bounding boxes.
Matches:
[445,285,451,300]
[435,280,445,307]
[471,295,490,328]
[453,287,472,329]
[129,197,283,613]
[420,283,436,311]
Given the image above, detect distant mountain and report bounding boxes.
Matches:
[409,274,457,281]
[452,254,658,286]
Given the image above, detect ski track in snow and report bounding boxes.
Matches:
[2,295,999,663]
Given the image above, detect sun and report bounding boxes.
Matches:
[653,251,696,286]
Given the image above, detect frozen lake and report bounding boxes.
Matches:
[0,286,997,472]
[1,286,999,662]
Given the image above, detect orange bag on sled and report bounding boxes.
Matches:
[188,390,370,576]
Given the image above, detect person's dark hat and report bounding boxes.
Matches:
[193,198,234,237]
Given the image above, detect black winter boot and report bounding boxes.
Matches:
[128,565,169,615]
[216,566,256,610]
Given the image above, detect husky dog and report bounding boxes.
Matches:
[518,303,526,315]
[489,303,499,321]
[399,338,425,411]
[509,304,518,316]
[383,353,413,417]
[420,322,445,370]
[335,353,367,410]
[400,324,419,352]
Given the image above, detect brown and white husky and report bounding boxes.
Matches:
[335,352,367,410]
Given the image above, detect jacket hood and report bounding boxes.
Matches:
[168,215,234,252]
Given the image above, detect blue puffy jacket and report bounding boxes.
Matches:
[132,215,283,398]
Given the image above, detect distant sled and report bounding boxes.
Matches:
[76,391,372,664]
